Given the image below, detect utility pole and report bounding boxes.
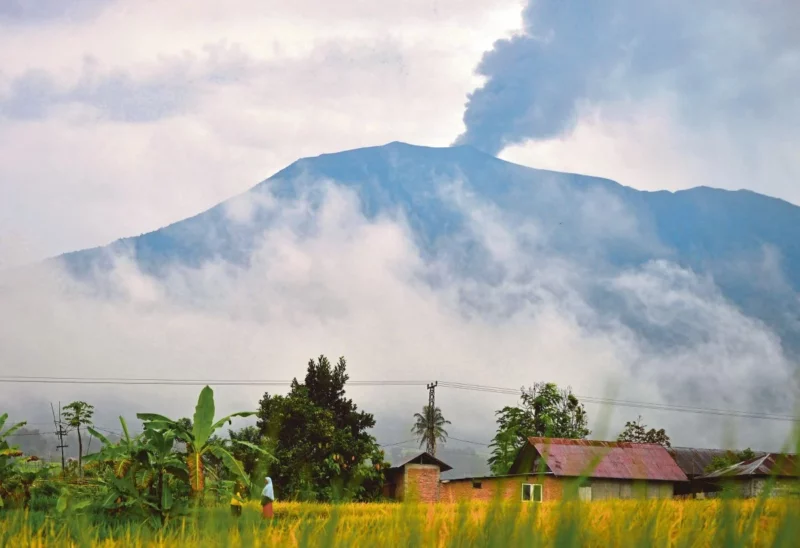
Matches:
[426,381,438,456]
[51,402,68,476]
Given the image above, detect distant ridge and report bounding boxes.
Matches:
[56,142,800,355]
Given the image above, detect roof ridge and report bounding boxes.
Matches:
[528,436,666,449]
[527,437,687,482]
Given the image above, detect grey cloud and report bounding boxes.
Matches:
[455,0,800,154]
[0,69,56,119]
[0,45,253,122]
[0,0,112,23]
[0,40,408,122]
[0,65,190,123]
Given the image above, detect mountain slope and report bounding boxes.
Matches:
[59,141,800,353]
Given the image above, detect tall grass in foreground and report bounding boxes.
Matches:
[1,498,799,547]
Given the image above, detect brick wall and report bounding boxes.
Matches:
[403,464,441,503]
[440,476,563,503]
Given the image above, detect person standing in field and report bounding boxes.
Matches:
[230,485,244,517]
[261,477,275,519]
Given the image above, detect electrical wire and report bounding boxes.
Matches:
[0,375,427,387]
[380,438,419,448]
[446,436,490,447]
[437,381,799,422]
[0,375,796,422]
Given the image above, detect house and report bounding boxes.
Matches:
[667,447,767,497]
[441,437,688,503]
[382,451,452,503]
[698,453,799,498]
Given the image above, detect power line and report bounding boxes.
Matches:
[5,425,122,437]
[437,381,800,423]
[447,436,490,447]
[0,375,427,387]
[1,375,797,423]
[380,438,419,448]
[93,426,123,435]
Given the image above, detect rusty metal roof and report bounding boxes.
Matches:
[667,447,767,478]
[700,453,798,479]
[387,451,453,472]
[529,437,688,482]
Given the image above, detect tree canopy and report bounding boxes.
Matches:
[617,416,671,448]
[488,382,589,475]
[62,401,94,477]
[257,355,387,502]
[705,448,757,473]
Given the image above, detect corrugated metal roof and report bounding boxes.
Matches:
[387,451,453,472]
[529,437,688,482]
[700,453,798,479]
[667,447,767,478]
[442,472,553,483]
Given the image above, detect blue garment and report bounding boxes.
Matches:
[261,478,275,501]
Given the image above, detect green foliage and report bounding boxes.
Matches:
[411,405,451,455]
[84,417,191,524]
[62,401,95,478]
[488,382,589,475]
[705,448,758,473]
[28,480,60,512]
[137,385,257,494]
[256,355,389,502]
[0,413,27,508]
[617,415,671,447]
[487,407,530,476]
[227,426,273,489]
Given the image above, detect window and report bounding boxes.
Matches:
[472,481,482,489]
[522,483,543,502]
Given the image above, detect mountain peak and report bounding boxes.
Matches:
[57,142,800,354]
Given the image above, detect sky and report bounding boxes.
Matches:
[1,1,799,456]
[1,0,799,267]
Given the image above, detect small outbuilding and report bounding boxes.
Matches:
[383,451,452,503]
[699,453,799,498]
[667,447,767,497]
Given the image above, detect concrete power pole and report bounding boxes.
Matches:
[426,381,438,456]
[51,402,68,475]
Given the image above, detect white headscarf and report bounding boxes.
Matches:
[262,476,275,501]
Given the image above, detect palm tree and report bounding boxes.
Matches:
[411,405,451,456]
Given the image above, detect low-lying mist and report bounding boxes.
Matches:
[1,177,797,464]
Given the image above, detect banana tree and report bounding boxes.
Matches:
[84,421,189,523]
[86,417,141,478]
[137,385,265,493]
[0,413,26,457]
[0,413,26,508]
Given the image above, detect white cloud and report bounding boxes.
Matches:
[500,97,800,206]
[1,179,794,452]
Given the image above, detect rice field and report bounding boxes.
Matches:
[1,498,799,547]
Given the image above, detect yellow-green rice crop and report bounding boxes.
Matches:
[1,498,799,547]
